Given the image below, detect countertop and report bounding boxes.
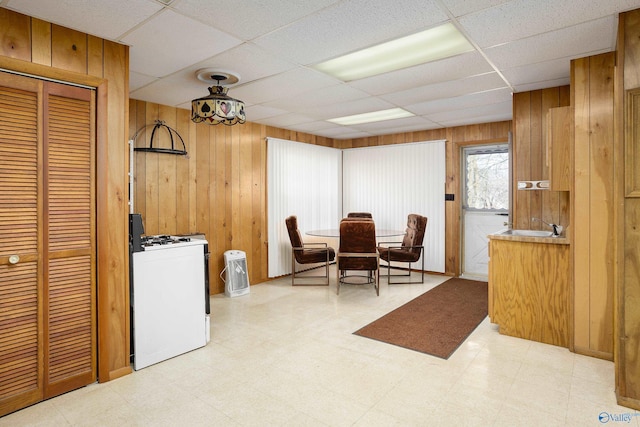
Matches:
[488,229,570,245]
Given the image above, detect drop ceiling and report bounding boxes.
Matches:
[3,0,639,139]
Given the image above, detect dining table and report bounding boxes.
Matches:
[306,228,405,238]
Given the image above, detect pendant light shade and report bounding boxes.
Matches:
[191,69,246,125]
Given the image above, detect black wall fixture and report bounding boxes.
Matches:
[133,120,187,156]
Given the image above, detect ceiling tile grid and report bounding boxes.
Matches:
[4,0,640,139]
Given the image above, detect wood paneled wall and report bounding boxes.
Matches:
[618,9,640,410]
[512,87,571,231]
[129,101,336,295]
[132,101,511,282]
[0,8,130,383]
[572,53,616,360]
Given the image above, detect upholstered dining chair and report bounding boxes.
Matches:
[336,218,379,295]
[346,212,373,218]
[285,216,335,286]
[377,214,427,284]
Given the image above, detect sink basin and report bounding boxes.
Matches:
[501,229,554,237]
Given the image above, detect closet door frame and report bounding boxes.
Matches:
[0,58,117,402]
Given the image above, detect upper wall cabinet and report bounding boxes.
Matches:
[546,106,573,191]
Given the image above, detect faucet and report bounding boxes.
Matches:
[531,217,562,237]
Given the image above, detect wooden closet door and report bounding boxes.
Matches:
[0,73,44,415]
[42,82,96,399]
[0,73,96,416]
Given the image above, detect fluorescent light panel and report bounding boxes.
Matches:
[314,23,474,81]
[328,108,414,125]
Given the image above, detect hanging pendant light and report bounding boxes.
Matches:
[191,69,246,125]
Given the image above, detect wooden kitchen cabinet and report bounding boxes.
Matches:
[489,235,570,348]
[546,106,572,191]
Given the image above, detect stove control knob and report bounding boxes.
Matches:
[8,254,20,265]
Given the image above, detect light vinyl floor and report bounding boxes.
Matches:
[1,269,637,427]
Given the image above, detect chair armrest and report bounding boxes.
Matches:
[302,242,328,248]
[378,244,424,251]
[377,241,403,248]
[292,242,328,250]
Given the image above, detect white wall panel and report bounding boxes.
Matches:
[267,138,342,277]
[343,140,446,273]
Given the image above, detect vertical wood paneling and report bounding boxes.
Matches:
[619,8,640,409]
[512,88,570,232]
[99,38,129,381]
[0,8,31,61]
[142,104,159,235]
[572,53,615,359]
[31,19,51,66]
[157,104,177,234]
[572,57,591,350]
[51,25,87,75]
[175,109,191,233]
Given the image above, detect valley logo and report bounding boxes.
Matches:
[599,411,640,423]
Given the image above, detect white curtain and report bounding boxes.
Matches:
[342,140,446,273]
[267,138,342,277]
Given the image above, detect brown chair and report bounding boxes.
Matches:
[347,212,373,218]
[285,216,335,286]
[377,214,427,284]
[336,219,379,295]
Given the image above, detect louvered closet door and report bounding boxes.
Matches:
[0,73,44,415]
[0,72,96,416]
[43,82,96,399]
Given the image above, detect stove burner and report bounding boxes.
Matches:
[141,235,191,247]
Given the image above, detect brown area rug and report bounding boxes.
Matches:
[354,278,488,359]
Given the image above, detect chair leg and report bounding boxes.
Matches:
[384,258,425,285]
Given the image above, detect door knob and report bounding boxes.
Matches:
[8,254,20,265]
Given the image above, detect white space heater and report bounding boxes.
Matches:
[220,250,250,297]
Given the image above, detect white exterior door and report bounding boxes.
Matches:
[461,144,510,279]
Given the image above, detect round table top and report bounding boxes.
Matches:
[306,228,405,238]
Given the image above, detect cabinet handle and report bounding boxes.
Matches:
[8,254,20,265]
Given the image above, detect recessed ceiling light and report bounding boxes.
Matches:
[314,22,474,81]
[328,108,414,125]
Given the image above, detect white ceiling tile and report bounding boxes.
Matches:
[231,68,339,105]
[513,77,571,93]
[501,57,571,87]
[440,0,511,17]
[130,76,203,107]
[258,113,315,128]
[483,16,617,70]
[130,71,158,92]
[122,9,242,77]
[348,51,492,96]
[5,0,161,40]
[252,0,449,65]
[458,0,629,48]
[261,84,370,113]
[427,100,512,123]
[172,0,344,41]
[313,127,373,140]
[286,121,340,133]
[351,116,439,134]
[181,43,298,85]
[244,104,289,122]
[381,72,508,106]
[407,88,512,116]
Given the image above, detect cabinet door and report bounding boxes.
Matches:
[0,73,96,416]
[546,106,572,191]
